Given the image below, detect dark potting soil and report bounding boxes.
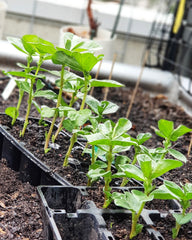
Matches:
[0,158,43,240]
[152,213,192,240]
[103,213,152,240]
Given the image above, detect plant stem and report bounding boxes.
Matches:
[52,92,75,142]
[63,132,77,167]
[80,72,89,110]
[103,146,113,208]
[44,65,65,151]
[87,145,95,186]
[121,154,137,187]
[130,202,145,239]
[63,73,89,166]
[20,58,42,137]
[12,61,31,125]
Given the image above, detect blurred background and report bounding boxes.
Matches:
[0,0,176,66]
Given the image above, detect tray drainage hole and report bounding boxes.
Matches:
[108,237,113,240]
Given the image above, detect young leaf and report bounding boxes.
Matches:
[151,187,178,200]
[137,132,152,145]
[157,119,174,139]
[168,148,187,163]
[151,159,183,179]
[119,164,144,182]
[90,79,124,88]
[137,154,152,179]
[36,79,45,91]
[7,36,27,54]
[164,180,185,199]
[41,106,56,118]
[5,106,18,120]
[112,118,132,139]
[171,125,192,141]
[34,90,58,100]
[173,212,192,225]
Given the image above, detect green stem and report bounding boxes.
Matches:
[20,58,42,137]
[130,202,145,239]
[63,132,77,167]
[173,222,181,239]
[103,146,113,208]
[121,153,137,187]
[12,60,31,125]
[44,65,65,151]
[80,72,89,110]
[87,145,95,186]
[52,92,75,143]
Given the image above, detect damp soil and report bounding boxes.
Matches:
[1,75,192,239]
[0,158,43,240]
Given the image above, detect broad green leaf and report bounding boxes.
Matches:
[157,119,174,139]
[184,183,192,200]
[171,125,192,141]
[7,36,27,55]
[132,190,154,203]
[112,191,141,212]
[82,94,100,114]
[22,34,55,54]
[87,168,109,179]
[63,118,75,132]
[100,120,113,136]
[151,159,183,179]
[34,90,58,99]
[22,35,36,55]
[112,118,132,139]
[58,106,75,117]
[151,187,177,200]
[90,79,124,88]
[168,149,187,163]
[67,109,92,128]
[85,133,110,145]
[112,145,131,153]
[5,106,18,119]
[173,212,192,225]
[72,52,103,72]
[111,138,137,147]
[41,106,56,118]
[137,133,152,145]
[61,32,102,52]
[100,101,119,115]
[115,155,131,169]
[164,180,184,199]
[137,154,152,179]
[89,160,107,170]
[7,71,45,79]
[36,79,45,91]
[119,164,144,181]
[16,81,31,93]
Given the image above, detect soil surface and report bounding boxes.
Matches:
[1,74,192,239]
[0,158,43,240]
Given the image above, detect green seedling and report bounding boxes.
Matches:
[4,36,36,125]
[85,118,134,208]
[43,32,103,152]
[75,97,119,185]
[152,119,192,161]
[113,153,184,239]
[152,180,192,239]
[4,35,56,136]
[61,107,92,166]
